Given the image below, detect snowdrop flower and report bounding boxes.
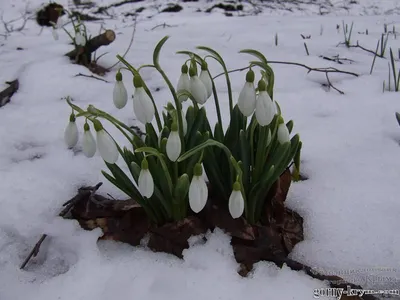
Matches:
[228,181,245,219]
[188,164,208,213]
[64,113,79,148]
[133,76,155,125]
[189,67,208,105]
[177,64,191,102]
[138,158,154,198]
[113,71,128,109]
[237,69,256,117]
[75,31,86,46]
[93,120,119,164]
[166,122,181,162]
[199,61,213,100]
[277,122,290,144]
[82,123,96,158]
[255,79,276,126]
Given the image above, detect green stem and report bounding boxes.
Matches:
[206,68,223,130]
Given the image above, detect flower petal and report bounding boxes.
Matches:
[82,130,97,158]
[277,123,290,144]
[113,81,128,109]
[238,82,256,117]
[188,176,208,213]
[255,91,275,126]
[133,87,155,124]
[199,70,213,99]
[64,121,79,148]
[96,130,119,164]
[166,131,181,162]
[138,169,154,198]
[228,190,244,219]
[177,73,191,102]
[190,76,208,105]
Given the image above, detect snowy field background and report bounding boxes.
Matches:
[1,0,400,299]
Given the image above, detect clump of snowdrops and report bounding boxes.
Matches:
[64,36,302,225]
[50,8,88,48]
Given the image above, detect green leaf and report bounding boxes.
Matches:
[196,46,225,66]
[239,49,269,65]
[129,161,141,181]
[286,120,294,134]
[224,105,244,157]
[173,174,190,219]
[145,123,159,148]
[239,129,250,194]
[213,122,224,143]
[153,36,170,68]
[187,107,206,148]
[178,139,228,162]
[186,106,195,136]
[185,132,203,178]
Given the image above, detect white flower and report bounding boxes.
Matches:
[75,32,86,46]
[238,82,256,117]
[188,164,208,213]
[52,28,59,40]
[94,122,119,164]
[177,71,191,102]
[113,80,128,109]
[133,77,155,125]
[82,123,96,158]
[255,90,275,126]
[277,123,290,144]
[64,114,79,148]
[138,159,154,198]
[228,183,245,219]
[55,17,64,29]
[166,126,181,162]
[199,69,213,99]
[189,70,208,105]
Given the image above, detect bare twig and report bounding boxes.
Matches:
[150,22,177,31]
[0,5,32,36]
[213,61,359,80]
[20,182,103,270]
[320,55,355,65]
[324,73,344,94]
[74,73,109,83]
[106,17,137,71]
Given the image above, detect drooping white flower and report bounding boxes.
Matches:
[228,181,245,219]
[166,123,181,162]
[55,17,64,29]
[189,67,208,105]
[237,69,256,117]
[82,123,96,158]
[188,164,208,213]
[113,71,128,109]
[133,76,155,125]
[138,158,154,198]
[75,31,86,46]
[277,123,290,144]
[177,64,191,102]
[199,62,213,99]
[255,80,275,126]
[93,120,119,164]
[64,113,79,148]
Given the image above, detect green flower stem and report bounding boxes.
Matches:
[197,46,233,117]
[116,55,163,131]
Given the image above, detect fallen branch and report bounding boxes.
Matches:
[20,182,103,270]
[0,79,19,107]
[324,73,344,94]
[65,29,116,62]
[320,55,355,65]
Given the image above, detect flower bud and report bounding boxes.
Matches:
[82,123,96,158]
[113,71,128,109]
[166,123,181,162]
[188,164,208,213]
[228,181,244,219]
[138,158,154,198]
[237,69,256,117]
[64,113,79,148]
[133,76,155,124]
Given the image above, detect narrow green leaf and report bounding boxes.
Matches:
[239,49,268,65]
[173,174,190,219]
[153,36,170,68]
[239,130,250,194]
[286,120,294,134]
[187,107,206,148]
[145,123,159,148]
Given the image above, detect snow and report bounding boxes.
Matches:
[1,0,400,299]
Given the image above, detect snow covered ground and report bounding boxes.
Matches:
[1,1,400,300]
